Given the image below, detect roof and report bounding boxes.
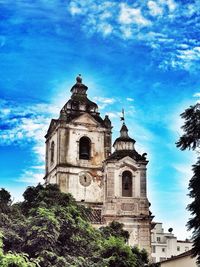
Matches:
[82,208,104,224]
[106,149,147,162]
[113,136,135,146]
[159,249,193,264]
[70,94,98,108]
[45,77,112,137]
[64,112,108,127]
[120,123,128,132]
[70,77,88,92]
[177,239,192,243]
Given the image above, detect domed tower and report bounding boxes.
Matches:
[103,122,152,252]
[44,76,112,210]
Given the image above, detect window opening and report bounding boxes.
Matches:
[50,141,55,163]
[79,137,91,160]
[122,171,132,197]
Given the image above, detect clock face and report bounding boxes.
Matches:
[79,172,92,187]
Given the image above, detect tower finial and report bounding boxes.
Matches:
[120,108,125,123]
[76,74,82,83]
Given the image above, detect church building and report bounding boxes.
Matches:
[44,76,153,253]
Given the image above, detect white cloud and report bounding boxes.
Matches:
[193,92,200,98]
[69,2,82,15]
[165,0,177,12]
[148,1,163,16]
[97,23,113,36]
[17,169,44,184]
[120,26,132,39]
[0,100,59,145]
[67,0,200,71]
[126,97,134,102]
[119,3,151,27]
[177,47,200,61]
[106,112,119,118]
[68,0,116,37]
[0,99,58,184]
[94,96,116,109]
[178,44,189,49]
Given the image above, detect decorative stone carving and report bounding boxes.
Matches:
[129,227,139,245]
[121,203,135,211]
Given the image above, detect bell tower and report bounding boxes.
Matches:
[44,76,153,252]
[44,76,112,208]
[103,121,152,252]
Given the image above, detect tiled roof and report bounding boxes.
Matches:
[82,208,104,224]
[159,249,193,263]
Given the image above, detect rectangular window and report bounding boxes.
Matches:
[157,237,161,242]
[152,246,156,253]
[177,246,180,251]
[162,248,165,252]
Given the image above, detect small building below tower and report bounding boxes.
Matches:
[151,222,193,263]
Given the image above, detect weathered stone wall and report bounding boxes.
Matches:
[45,113,111,204]
[103,157,151,252]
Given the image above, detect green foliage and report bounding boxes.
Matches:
[176,103,200,150]
[0,184,152,267]
[22,184,75,214]
[0,233,37,267]
[0,188,12,213]
[187,158,200,262]
[100,236,137,267]
[100,221,129,242]
[131,246,148,267]
[176,103,200,263]
[25,208,60,257]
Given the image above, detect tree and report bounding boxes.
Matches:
[99,221,129,242]
[0,232,38,267]
[0,183,153,267]
[0,188,12,213]
[131,246,148,267]
[21,184,75,214]
[176,103,200,151]
[24,208,60,258]
[187,159,200,262]
[176,103,200,263]
[100,236,137,267]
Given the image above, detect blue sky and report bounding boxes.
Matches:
[1,0,200,239]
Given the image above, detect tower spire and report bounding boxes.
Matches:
[120,108,125,122]
[76,74,82,83]
[119,109,128,138]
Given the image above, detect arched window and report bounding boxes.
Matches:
[79,137,91,160]
[122,171,132,197]
[50,141,55,163]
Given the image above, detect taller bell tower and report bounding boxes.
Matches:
[44,76,112,208]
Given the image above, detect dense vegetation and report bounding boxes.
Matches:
[0,184,158,267]
[176,103,200,263]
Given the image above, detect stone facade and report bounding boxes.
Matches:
[44,76,153,253]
